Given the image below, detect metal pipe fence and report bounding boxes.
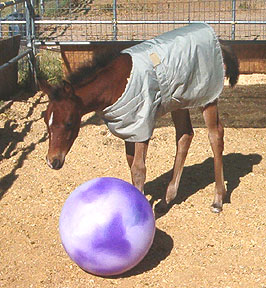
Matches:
[0,0,37,91]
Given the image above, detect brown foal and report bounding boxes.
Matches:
[39,41,239,213]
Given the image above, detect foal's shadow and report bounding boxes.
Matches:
[144,153,262,219]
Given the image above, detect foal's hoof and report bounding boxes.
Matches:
[211,203,223,213]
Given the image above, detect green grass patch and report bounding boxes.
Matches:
[36,49,63,85]
[16,49,63,91]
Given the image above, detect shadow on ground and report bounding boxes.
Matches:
[106,227,173,278]
[0,94,48,200]
[144,153,262,219]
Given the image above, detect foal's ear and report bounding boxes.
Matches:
[63,80,74,96]
[38,78,54,99]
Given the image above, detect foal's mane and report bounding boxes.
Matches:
[66,48,121,86]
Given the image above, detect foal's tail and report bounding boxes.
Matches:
[220,41,240,87]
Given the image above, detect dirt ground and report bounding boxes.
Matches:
[0,74,266,288]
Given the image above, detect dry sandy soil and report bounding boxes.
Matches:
[0,74,266,287]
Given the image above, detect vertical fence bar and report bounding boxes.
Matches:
[0,10,2,38]
[25,0,37,90]
[112,0,117,40]
[188,1,191,23]
[231,0,236,40]
[40,0,44,16]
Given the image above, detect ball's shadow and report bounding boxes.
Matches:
[107,227,173,278]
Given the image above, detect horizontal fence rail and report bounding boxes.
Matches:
[0,48,32,71]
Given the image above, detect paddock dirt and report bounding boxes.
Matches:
[0,74,266,288]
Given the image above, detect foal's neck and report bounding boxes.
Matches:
[74,53,132,115]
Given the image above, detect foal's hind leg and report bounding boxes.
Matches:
[203,102,226,213]
[156,109,194,212]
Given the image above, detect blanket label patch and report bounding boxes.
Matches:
[150,53,161,67]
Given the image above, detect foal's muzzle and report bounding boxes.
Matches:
[46,155,64,170]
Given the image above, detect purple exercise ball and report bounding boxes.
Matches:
[59,177,155,276]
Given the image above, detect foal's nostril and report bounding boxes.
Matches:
[46,155,64,170]
[52,158,62,170]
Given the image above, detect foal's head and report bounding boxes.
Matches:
[39,79,84,169]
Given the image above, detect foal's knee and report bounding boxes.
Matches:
[184,131,194,143]
[217,121,224,138]
[177,131,194,151]
[208,124,224,154]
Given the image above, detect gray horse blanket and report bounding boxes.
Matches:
[102,23,224,142]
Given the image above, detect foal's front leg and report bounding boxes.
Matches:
[203,102,226,213]
[156,109,194,212]
[125,140,149,192]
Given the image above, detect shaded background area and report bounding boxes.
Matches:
[156,82,266,128]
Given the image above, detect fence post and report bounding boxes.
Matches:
[25,0,37,90]
[112,0,117,40]
[40,0,44,16]
[231,0,236,40]
[0,11,2,38]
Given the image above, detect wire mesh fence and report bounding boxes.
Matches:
[0,5,26,40]
[1,0,266,43]
[32,0,266,42]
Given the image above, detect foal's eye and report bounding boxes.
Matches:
[65,122,73,129]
